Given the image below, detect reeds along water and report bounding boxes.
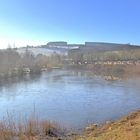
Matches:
[0,109,67,140]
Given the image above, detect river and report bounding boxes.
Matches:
[0,70,140,129]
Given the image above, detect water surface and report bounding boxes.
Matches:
[0,70,140,129]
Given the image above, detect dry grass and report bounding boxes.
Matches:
[77,110,140,140]
[0,116,65,140]
[0,110,140,140]
[2,110,140,140]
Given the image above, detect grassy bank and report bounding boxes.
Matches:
[77,110,140,140]
[1,110,140,139]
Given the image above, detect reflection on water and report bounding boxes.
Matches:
[0,70,140,129]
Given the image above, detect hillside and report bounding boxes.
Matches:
[71,42,140,54]
[16,42,140,57]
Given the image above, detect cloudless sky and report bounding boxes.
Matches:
[0,0,140,48]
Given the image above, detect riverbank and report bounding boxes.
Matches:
[77,109,140,140]
[1,110,140,139]
[67,64,140,79]
[0,118,74,140]
[0,66,63,83]
[1,63,140,82]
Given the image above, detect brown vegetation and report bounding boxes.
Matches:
[0,48,63,79]
[77,110,140,140]
[0,118,69,140]
[2,110,140,140]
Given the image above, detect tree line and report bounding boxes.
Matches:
[0,48,63,78]
[68,49,140,64]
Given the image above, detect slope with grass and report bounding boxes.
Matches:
[77,110,140,140]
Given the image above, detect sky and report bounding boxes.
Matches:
[0,0,140,48]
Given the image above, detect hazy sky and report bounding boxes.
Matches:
[0,0,140,48]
